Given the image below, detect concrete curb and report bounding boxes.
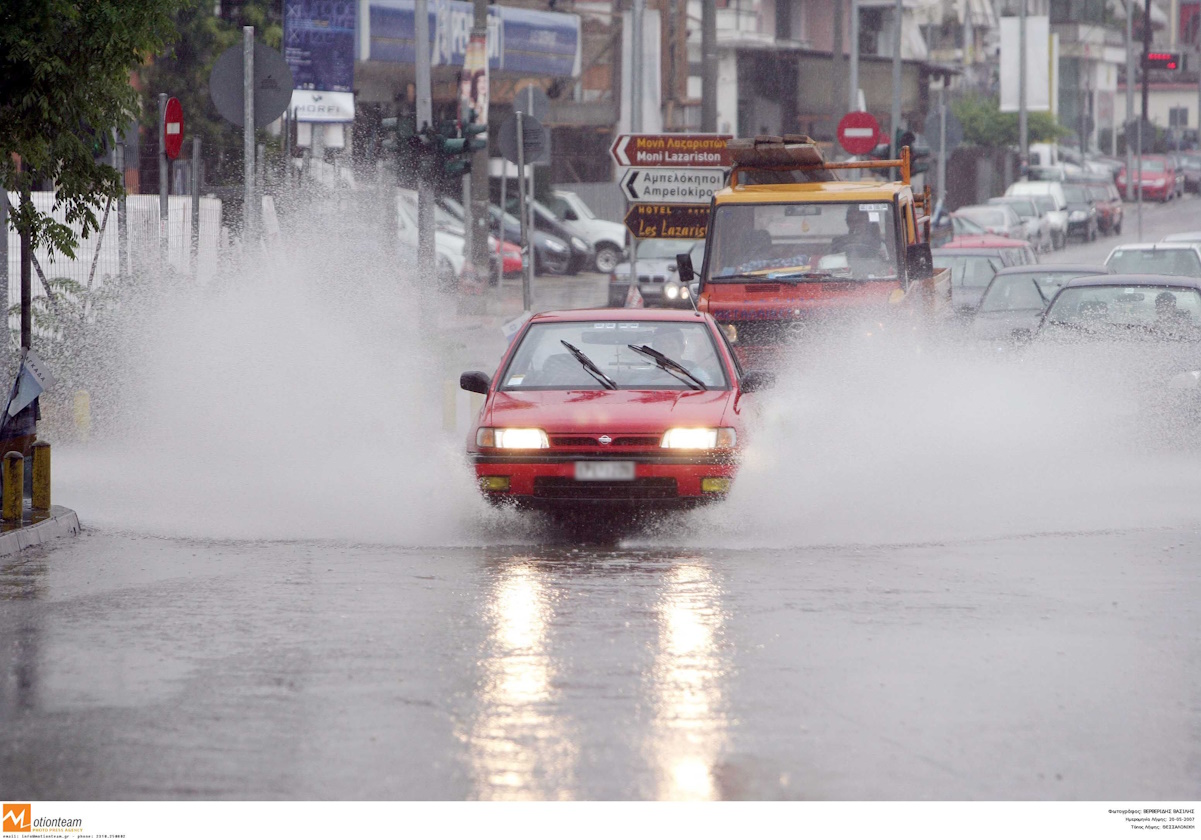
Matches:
[0,505,81,558]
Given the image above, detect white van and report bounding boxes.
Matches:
[1005,181,1069,250]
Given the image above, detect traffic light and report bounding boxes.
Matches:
[1144,51,1181,70]
[428,112,487,177]
[383,114,432,185]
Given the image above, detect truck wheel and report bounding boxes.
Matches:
[594,244,622,274]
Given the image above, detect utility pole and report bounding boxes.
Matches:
[243,26,255,244]
[1143,0,1152,120]
[833,0,846,130]
[415,0,434,284]
[1126,0,1135,194]
[701,0,717,130]
[849,0,860,112]
[889,0,903,156]
[1019,0,1029,172]
[632,0,644,132]
[158,92,169,261]
[468,0,490,285]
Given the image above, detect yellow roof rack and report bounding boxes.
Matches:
[728,135,913,187]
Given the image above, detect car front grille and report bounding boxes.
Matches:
[550,435,661,448]
[533,477,678,500]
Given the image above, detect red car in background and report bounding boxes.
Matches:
[460,308,771,516]
[1116,156,1178,202]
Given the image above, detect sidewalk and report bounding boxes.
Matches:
[0,505,81,558]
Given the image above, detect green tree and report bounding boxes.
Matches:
[951,94,1070,148]
[139,0,283,187]
[0,0,182,259]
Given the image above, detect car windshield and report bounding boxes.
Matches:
[1062,185,1091,203]
[1032,196,1056,214]
[960,207,1008,226]
[1088,186,1108,202]
[706,201,897,282]
[979,271,1092,312]
[559,193,595,219]
[1000,200,1036,219]
[1046,285,1201,331]
[933,254,1003,288]
[502,321,729,390]
[637,238,699,259]
[952,215,987,234]
[1106,248,1201,278]
[1139,158,1167,172]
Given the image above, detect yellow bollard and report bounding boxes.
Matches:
[31,441,50,511]
[74,390,91,441]
[2,451,23,522]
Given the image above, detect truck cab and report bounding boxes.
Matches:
[680,136,951,365]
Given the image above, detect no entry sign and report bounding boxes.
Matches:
[837,111,880,156]
[163,97,184,160]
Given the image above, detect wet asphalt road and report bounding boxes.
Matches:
[3,195,1201,801]
[2,525,1199,800]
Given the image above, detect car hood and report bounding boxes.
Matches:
[487,388,734,432]
[970,309,1044,339]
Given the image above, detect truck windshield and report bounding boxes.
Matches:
[705,201,898,282]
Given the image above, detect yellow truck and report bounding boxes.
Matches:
[676,135,952,365]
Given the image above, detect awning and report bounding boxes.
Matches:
[364,0,582,78]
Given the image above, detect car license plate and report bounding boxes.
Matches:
[574,461,636,481]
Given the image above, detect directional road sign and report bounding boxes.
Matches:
[610,134,732,168]
[623,203,711,239]
[621,168,725,204]
[837,111,881,156]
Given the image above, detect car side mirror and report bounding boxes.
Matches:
[740,370,775,394]
[676,252,696,284]
[460,371,490,394]
[906,242,933,282]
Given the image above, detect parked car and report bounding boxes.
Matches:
[1162,231,1201,245]
[1005,181,1069,249]
[506,198,594,274]
[1174,153,1201,193]
[988,196,1052,252]
[548,189,628,273]
[1116,156,1178,202]
[608,238,706,308]
[459,308,771,517]
[1104,243,1201,279]
[397,189,467,289]
[934,238,1038,314]
[1080,181,1123,236]
[438,196,573,275]
[970,264,1110,343]
[953,203,1026,241]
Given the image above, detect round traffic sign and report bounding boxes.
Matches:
[163,97,184,160]
[837,111,881,156]
[209,41,295,129]
[498,113,548,165]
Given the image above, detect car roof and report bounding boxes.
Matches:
[1108,242,1201,252]
[939,235,1029,248]
[933,248,1014,257]
[529,308,714,324]
[1060,273,1201,290]
[1162,232,1201,242]
[992,264,1107,276]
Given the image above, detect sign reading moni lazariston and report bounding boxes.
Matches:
[610,134,733,168]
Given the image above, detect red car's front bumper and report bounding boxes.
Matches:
[473,454,738,508]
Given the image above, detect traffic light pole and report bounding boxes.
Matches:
[415,0,435,287]
[1143,0,1152,121]
[889,0,902,158]
[1019,0,1028,170]
[517,112,532,312]
[469,0,490,286]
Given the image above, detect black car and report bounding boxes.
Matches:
[438,197,574,275]
[971,264,1110,343]
[1060,183,1098,242]
[505,199,594,275]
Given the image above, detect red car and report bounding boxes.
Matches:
[460,308,771,513]
[1116,156,1177,202]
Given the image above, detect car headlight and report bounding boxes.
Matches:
[660,427,737,449]
[476,428,550,449]
[664,280,681,299]
[1069,210,1086,221]
[570,236,587,251]
[545,240,567,253]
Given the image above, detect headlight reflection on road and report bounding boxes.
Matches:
[650,563,730,801]
[465,560,576,800]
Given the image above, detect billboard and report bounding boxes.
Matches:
[1000,16,1052,113]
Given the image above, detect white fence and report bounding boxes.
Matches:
[4,192,224,305]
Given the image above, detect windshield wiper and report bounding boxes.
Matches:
[560,340,617,390]
[764,269,839,282]
[626,344,707,391]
